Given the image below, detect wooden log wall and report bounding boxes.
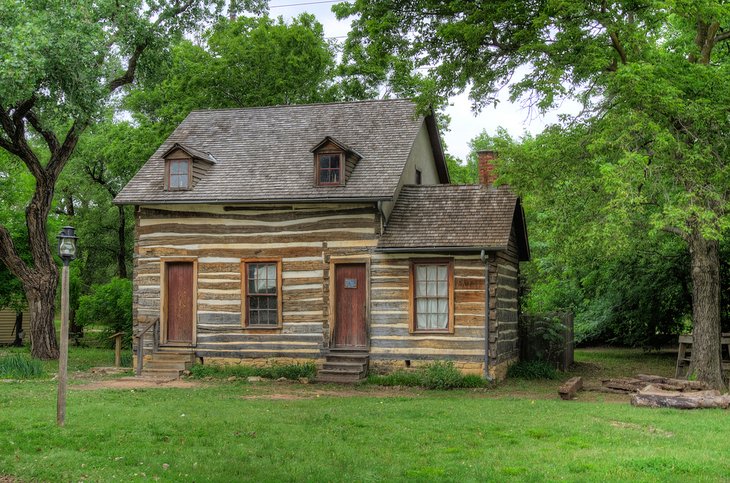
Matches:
[493,228,521,365]
[132,202,380,360]
[369,253,487,364]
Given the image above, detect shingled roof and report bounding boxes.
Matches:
[378,185,530,259]
[115,99,447,204]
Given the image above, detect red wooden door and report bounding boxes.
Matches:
[334,263,367,348]
[166,262,194,344]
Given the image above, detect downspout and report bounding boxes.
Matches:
[377,201,385,235]
[481,249,493,381]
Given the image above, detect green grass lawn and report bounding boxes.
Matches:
[1,347,728,482]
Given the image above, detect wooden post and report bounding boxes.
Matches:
[57,263,70,427]
[114,333,122,368]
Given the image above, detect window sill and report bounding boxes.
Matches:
[242,326,282,332]
[410,329,453,335]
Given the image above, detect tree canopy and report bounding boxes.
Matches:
[339,0,730,387]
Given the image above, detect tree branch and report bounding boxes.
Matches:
[714,30,730,43]
[26,110,60,156]
[0,224,31,283]
[107,44,146,92]
[47,121,86,180]
[663,226,689,242]
[608,31,627,65]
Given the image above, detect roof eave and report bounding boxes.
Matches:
[376,246,506,253]
[113,195,392,206]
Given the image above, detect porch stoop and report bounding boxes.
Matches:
[139,348,195,379]
[317,348,369,383]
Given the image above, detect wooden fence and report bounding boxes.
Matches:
[519,313,574,371]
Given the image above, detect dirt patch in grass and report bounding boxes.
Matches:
[241,387,424,400]
[0,476,19,483]
[610,420,674,437]
[73,377,202,391]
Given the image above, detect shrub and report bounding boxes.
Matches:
[506,360,560,380]
[189,362,316,380]
[76,278,133,348]
[0,353,45,379]
[422,361,464,389]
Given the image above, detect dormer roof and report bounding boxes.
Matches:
[161,143,216,164]
[310,136,363,159]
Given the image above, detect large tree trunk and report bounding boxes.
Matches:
[687,228,725,390]
[26,273,59,360]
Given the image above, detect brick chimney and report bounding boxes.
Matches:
[477,150,498,187]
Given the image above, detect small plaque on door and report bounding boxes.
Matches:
[344,278,357,289]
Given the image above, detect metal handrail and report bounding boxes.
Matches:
[134,318,159,376]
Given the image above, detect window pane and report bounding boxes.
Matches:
[249,310,259,325]
[170,174,188,188]
[426,281,436,296]
[416,282,426,297]
[427,266,437,281]
[436,313,448,329]
[437,265,447,281]
[249,297,259,309]
[417,298,428,315]
[437,280,447,297]
[416,312,428,330]
[416,266,427,281]
[437,299,448,315]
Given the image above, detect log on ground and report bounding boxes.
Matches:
[631,385,730,409]
[558,376,583,400]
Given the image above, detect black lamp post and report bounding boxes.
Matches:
[56,226,77,427]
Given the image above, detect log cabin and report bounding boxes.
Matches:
[115,99,530,381]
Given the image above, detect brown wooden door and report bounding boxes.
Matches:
[334,263,367,348]
[166,262,194,344]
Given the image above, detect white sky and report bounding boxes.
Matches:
[270,1,579,161]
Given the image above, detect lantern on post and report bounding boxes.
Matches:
[57,226,78,264]
[56,226,77,427]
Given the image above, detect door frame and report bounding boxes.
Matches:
[328,257,370,349]
[159,257,198,347]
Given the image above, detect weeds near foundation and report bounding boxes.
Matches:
[189,362,316,380]
[368,361,489,389]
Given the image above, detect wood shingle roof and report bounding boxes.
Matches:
[378,185,530,259]
[115,99,442,204]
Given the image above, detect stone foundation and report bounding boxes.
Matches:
[369,359,486,377]
[488,357,518,381]
[203,356,325,368]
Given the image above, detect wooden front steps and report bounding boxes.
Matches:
[140,348,195,379]
[317,348,369,383]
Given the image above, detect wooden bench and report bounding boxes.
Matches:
[675,333,730,378]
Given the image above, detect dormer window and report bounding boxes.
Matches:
[311,136,362,187]
[317,153,343,185]
[168,159,191,190]
[161,143,216,192]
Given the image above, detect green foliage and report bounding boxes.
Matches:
[368,361,488,389]
[189,362,316,380]
[506,361,560,380]
[0,353,44,379]
[127,14,341,131]
[76,278,132,347]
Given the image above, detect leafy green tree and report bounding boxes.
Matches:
[339,1,730,388]
[0,0,265,359]
[77,278,133,347]
[127,14,340,132]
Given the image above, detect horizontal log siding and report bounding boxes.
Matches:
[133,203,379,359]
[494,229,520,365]
[369,253,486,363]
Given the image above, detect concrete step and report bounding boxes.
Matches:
[316,371,366,383]
[145,361,190,371]
[152,351,195,361]
[322,361,367,371]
